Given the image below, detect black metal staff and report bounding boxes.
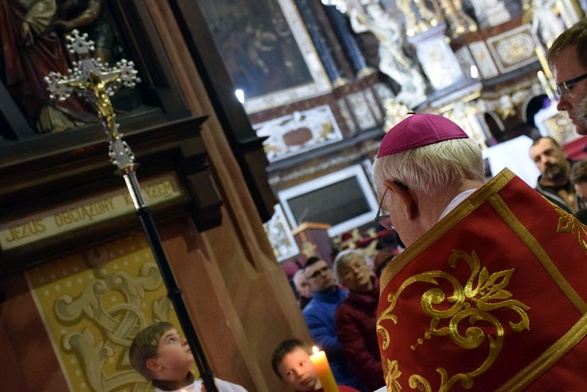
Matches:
[45,30,218,392]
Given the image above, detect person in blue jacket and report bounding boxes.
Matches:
[302,256,364,391]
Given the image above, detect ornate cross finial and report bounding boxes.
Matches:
[45,30,141,172]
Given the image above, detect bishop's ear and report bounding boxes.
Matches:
[384,180,418,221]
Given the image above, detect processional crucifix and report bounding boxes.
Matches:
[45,30,218,392]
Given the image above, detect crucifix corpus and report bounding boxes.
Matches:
[45,30,218,392]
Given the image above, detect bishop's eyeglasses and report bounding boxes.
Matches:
[374,183,408,230]
[375,189,393,230]
[557,72,587,98]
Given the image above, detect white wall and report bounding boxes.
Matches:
[482,135,540,188]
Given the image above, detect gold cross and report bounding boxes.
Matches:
[45,30,140,171]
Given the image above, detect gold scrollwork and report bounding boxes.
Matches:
[377,249,531,391]
[555,208,587,254]
[54,262,171,391]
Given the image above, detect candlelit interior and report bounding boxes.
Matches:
[0,0,586,391]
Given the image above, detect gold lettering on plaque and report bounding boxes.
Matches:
[0,176,181,250]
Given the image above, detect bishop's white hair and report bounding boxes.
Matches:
[373,138,484,197]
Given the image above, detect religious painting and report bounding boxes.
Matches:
[0,0,187,140]
[198,0,331,113]
[1,0,99,136]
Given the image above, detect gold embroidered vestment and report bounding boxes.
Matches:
[377,169,587,391]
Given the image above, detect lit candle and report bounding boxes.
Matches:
[309,346,339,392]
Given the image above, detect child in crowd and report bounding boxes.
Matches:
[271,338,361,392]
[129,321,247,392]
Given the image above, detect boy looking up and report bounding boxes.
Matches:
[129,321,247,392]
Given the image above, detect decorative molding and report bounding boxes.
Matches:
[468,41,500,79]
[263,204,300,261]
[337,98,358,134]
[486,24,538,74]
[346,90,378,130]
[0,174,182,251]
[0,117,222,274]
[254,105,343,162]
[534,104,579,146]
[268,139,380,184]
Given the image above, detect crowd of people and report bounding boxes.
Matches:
[284,247,401,392]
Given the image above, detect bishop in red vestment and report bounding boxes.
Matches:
[372,114,587,391]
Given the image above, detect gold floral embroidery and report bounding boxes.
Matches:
[377,249,530,391]
[383,359,402,392]
[555,208,587,254]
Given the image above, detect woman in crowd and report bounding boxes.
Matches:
[333,249,385,391]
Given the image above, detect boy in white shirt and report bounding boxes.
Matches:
[129,321,247,392]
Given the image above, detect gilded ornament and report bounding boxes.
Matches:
[377,249,531,391]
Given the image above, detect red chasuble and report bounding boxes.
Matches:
[377,169,587,391]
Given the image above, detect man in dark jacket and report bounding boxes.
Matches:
[529,136,578,213]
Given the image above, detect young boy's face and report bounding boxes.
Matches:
[277,347,318,391]
[151,328,194,376]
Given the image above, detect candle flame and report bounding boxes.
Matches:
[312,346,319,354]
